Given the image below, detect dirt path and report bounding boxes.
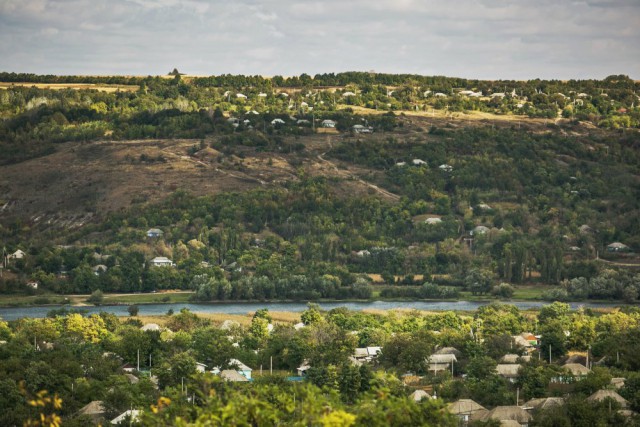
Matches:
[316,138,400,201]
[596,258,640,268]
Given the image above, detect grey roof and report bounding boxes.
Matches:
[562,363,591,376]
[428,353,457,364]
[434,347,462,357]
[500,354,520,364]
[607,242,629,249]
[473,406,533,423]
[496,364,521,377]
[220,370,249,382]
[410,389,431,402]
[77,400,105,416]
[611,377,625,389]
[523,397,565,411]
[447,399,486,415]
[111,410,141,425]
[587,390,628,408]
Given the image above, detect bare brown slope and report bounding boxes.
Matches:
[0,133,402,234]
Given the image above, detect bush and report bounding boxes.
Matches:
[86,290,104,305]
[127,304,140,316]
[491,283,514,299]
[542,288,570,302]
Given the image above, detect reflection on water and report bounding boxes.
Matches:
[0,300,624,321]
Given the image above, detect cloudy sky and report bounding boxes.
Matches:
[0,0,638,79]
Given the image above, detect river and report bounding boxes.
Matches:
[0,300,628,321]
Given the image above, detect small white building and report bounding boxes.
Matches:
[9,249,26,260]
[352,124,372,134]
[149,257,175,267]
[424,217,443,225]
[271,118,286,125]
[147,228,164,238]
[438,164,453,172]
[412,159,427,165]
[321,119,336,128]
[472,226,490,235]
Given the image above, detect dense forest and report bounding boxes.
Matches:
[1,304,640,425]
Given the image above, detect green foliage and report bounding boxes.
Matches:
[86,289,104,305]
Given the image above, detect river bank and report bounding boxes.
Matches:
[0,299,632,321]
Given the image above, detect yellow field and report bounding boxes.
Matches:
[125,310,301,327]
[0,82,138,92]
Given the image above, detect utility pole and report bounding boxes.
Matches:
[270,356,273,375]
[549,345,552,364]
[137,349,140,371]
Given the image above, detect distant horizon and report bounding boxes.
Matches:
[1,69,638,82]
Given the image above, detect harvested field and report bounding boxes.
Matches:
[0,82,138,92]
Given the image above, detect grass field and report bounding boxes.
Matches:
[0,82,139,92]
[100,292,193,305]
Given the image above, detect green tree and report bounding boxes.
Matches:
[86,290,104,305]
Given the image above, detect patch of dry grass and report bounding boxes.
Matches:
[129,311,301,327]
[0,82,138,92]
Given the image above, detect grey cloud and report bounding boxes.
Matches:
[0,0,638,79]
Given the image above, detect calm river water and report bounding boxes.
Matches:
[0,300,628,321]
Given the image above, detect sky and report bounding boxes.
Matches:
[0,0,639,80]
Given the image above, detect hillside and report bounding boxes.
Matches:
[0,73,639,302]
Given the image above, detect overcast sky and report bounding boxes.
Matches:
[1,0,638,80]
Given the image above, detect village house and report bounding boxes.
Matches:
[146,228,164,238]
[353,347,381,362]
[472,406,532,427]
[496,364,521,382]
[9,249,26,260]
[607,242,630,252]
[76,400,106,424]
[522,397,564,412]
[321,119,337,128]
[410,389,431,402]
[111,410,140,425]
[552,363,591,383]
[352,124,373,134]
[220,370,249,382]
[447,399,486,425]
[149,257,175,267]
[587,390,628,408]
[428,353,457,373]
[297,360,311,376]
